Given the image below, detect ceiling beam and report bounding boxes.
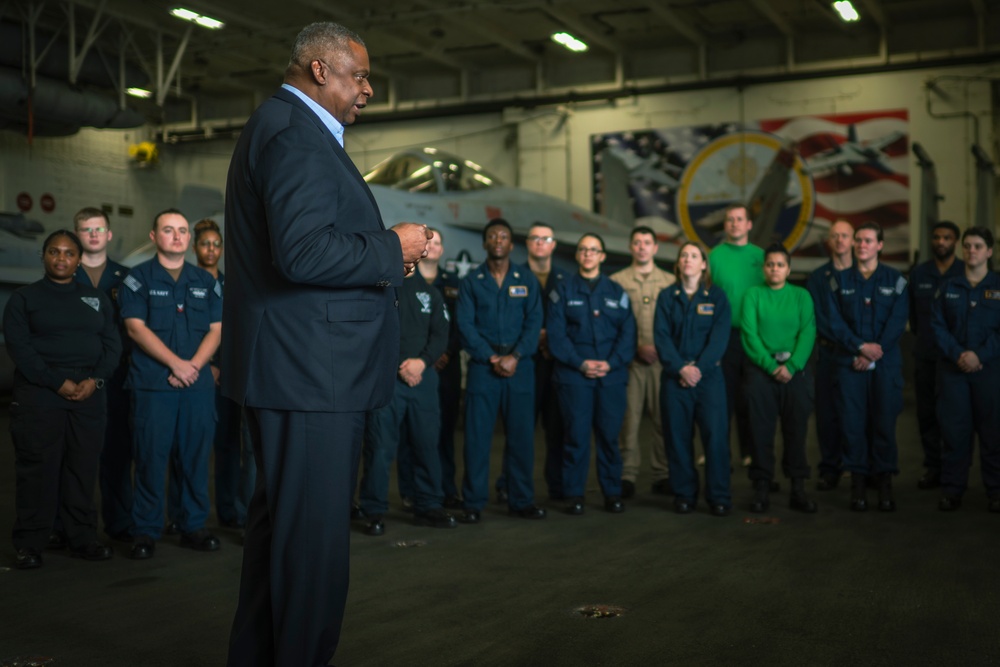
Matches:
[748,0,795,36]
[411,1,540,63]
[644,0,707,46]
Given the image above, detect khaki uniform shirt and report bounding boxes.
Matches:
[610,264,676,352]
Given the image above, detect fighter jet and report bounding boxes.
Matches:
[803,124,905,177]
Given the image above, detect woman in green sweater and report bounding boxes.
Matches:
[741,244,817,513]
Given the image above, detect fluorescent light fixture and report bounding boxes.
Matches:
[832,1,860,22]
[551,32,588,53]
[127,87,153,98]
[170,7,225,30]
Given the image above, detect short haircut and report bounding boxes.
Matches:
[963,225,995,248]
[724,203,749,219]
[527,223,554,236]
[193,218,222,243]
[932,220,961,238]
[764,242,791,265]
[482,217,512,241]
[674,240,713,288]
[74,207,109,228]
[43,229,83,255]
[287,22,365,75]
[630,225,657,242]
[153,208,186,230]
[855,221,883,243]
[578,233,606,253]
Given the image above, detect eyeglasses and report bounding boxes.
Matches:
[527,235,554,243]
[577,247,603,255]
[78,226,108,234]
[198,240,222,248]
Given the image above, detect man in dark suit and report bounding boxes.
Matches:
[221,22,431,667]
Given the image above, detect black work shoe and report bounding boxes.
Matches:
[620,480,636,499]
[816,473,841,491]
[604,496,625,513]
[790,479,818,513]
[442,495,463,509]
[364,518,385,536]
[413,508,457,529]
[458,510,481,524]
[15,549,42,569]
[566,498,585,515]
[130,536,155,560]
[917,471,941,490]
[651,479,673,495]
[750,480,770,513]
[179,529,221,551]
[400,496,415,513]
[350,503,365,520]
[495,488,509,504]
[508,505,546,519]
[674,499,695,514]
[164,521,181,535]
[710,504,730,517]
[938,495,962,512]
[47,531,67,550]
[850,473,868,512]
[877,473,896,512]
[70,542,113,561]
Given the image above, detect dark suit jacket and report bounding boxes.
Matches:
[221,87,404,412]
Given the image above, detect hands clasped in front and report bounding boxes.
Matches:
[392,222,434,276]
[57,378,99,402]
[168,360,201,388]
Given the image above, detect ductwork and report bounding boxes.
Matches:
[0,66,145,135]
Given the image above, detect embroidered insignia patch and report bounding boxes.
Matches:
[81,297,100,312]
[697,303,714,315]
[416,291,432,313]
[124,274,142,292]
[509,285,528,297]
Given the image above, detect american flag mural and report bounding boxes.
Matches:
[591,109,910,268]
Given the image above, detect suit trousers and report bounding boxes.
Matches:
[619,361,669,483]
[746,365,813,482]
[214,391,256,525]
[10,392,105,551]
[228,408,364,667]
[938,365,1000,497]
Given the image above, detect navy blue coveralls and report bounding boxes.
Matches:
[360,275,449,517]
[547,273,636,500]
[806,262,847,479]
[930,271,1000,499]
[396,268,461,502]
[118,258,221,539]
[654,284,732,508]
[457,262,541,512]
[910,258,964,476]
[74,260,132,538]
[824,264,908,476]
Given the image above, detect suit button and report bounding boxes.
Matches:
[394,300,399,308]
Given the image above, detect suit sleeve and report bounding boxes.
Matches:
[695,290,731,372]
[255,123,405,288]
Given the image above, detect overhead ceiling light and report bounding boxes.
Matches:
[551,32,588,53]
[832,1,860,22]
[127,87,153,98]
[170,7,225,30]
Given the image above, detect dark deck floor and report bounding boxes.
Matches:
[2,356,998,666]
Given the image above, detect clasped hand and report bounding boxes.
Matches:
[57,378,98,401]
[392,223,434,276]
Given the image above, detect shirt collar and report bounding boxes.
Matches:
[281,83,345,147]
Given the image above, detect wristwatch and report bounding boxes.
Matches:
[90,377,105,389]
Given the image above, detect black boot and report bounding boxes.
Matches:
[877,472,896,512]
[750,479,770,513]
[790,478,818,513]
[850,473,868,512]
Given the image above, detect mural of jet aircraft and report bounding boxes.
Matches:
[803,124,905,176]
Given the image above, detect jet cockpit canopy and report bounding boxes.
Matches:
[363,147,503,194]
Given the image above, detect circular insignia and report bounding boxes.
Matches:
[675,130,815,250]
